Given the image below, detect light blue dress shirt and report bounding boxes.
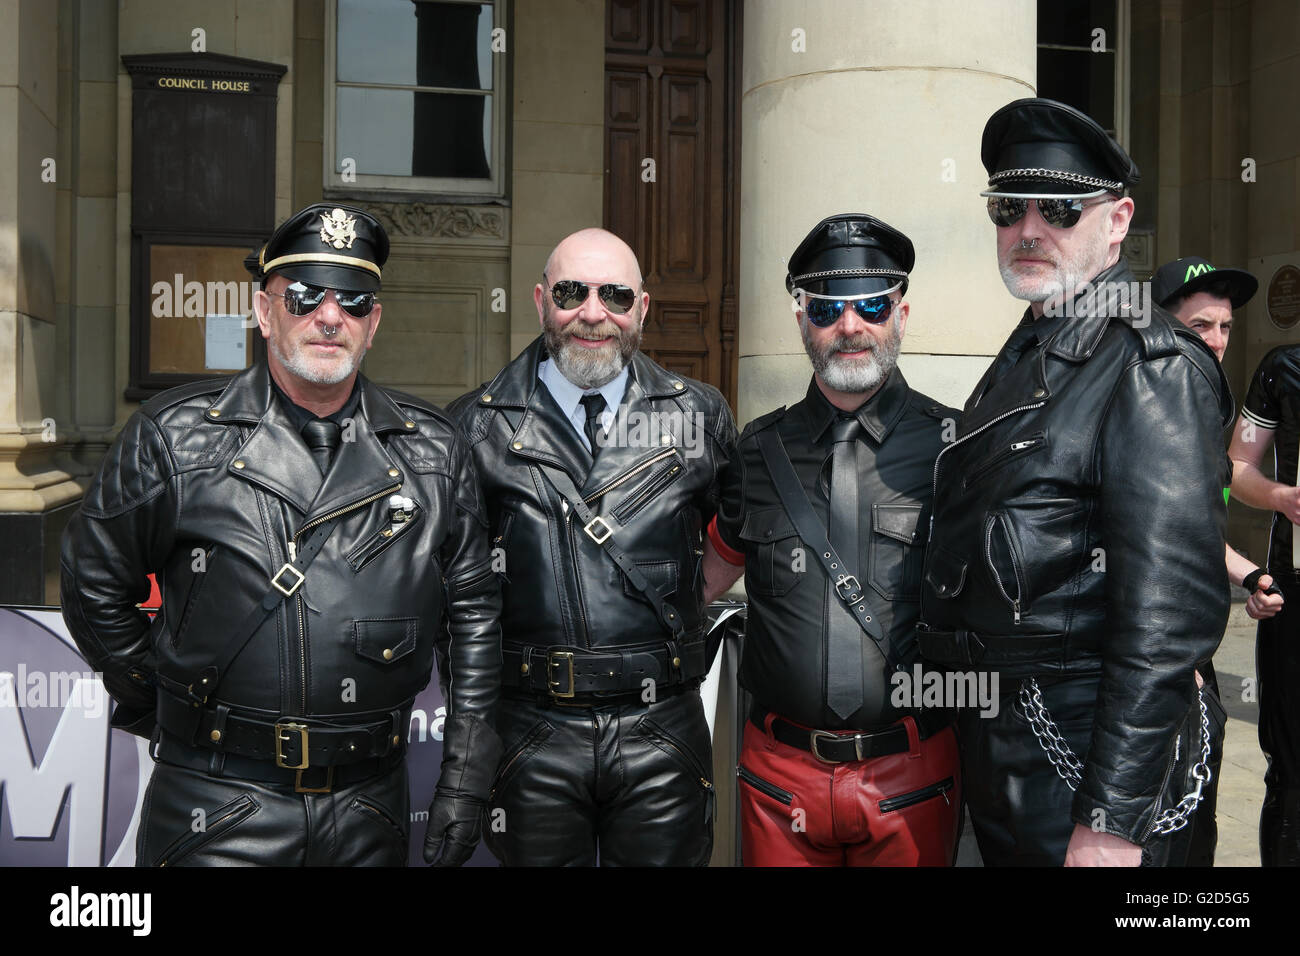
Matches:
[538,358,630,453]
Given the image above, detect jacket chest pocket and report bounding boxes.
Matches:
[868,503,924,602]
[737,508,804,598]
[610,452,685,525]
[354,618,419,665]
[961,431,1046,491]
[346,506,424,573]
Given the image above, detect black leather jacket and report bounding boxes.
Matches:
[920,260,1234,844]
[448,337,738,674]
[60,362,501,744]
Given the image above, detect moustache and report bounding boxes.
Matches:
[827,336,877,355]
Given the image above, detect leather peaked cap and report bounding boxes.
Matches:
[245,203,389,292]
[1152,256,1258,311]
[981,97,1139,196]
[786,213,915,298]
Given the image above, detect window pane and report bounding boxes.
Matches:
[336,87,492,179]
[338,0,493,91]
[1038,0,1115,48]
[1037,48,1115,133]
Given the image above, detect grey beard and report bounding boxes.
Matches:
[542,312,640,389]
[801,315,901,393]
[271,337,358,385]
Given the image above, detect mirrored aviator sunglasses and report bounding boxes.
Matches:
[803,294,893,328]
[985,195,1106,229]
[548,278,638,314]
[275,281,376,318]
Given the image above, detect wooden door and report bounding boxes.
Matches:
[604,0,740,408]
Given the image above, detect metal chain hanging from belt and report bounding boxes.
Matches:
[1018,677,1213,834]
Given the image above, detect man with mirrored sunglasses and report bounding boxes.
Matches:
[448,227,738,866]
[61,202,503,866]
[702,213,961,866]
[919,99,1234,866]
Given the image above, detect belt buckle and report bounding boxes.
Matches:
[547,650,576,699]
[809,729,864,764]
[583,516,614,544]
[271,563,305,598]
[275,721,310,770]
[295,766,334,794]
[834,574,862,601]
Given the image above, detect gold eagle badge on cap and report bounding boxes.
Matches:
[319,208,357,250]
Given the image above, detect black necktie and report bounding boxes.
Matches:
[827,417,864,721]
[580,393,607,455]
[302,419,341,475]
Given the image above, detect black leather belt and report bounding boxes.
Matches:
[501,639,707,699]
[156,688,406,791]
[154,731,404,794]
[916,627,1078,668]
[749,703,941,764]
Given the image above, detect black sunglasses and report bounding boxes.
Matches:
[270,281,377,318]
[545,275,638,314]
[802,294,894,328]
[986,195,1112,229]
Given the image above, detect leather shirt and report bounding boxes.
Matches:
[1241,344,1300,573]
[919,260,1234,844]
[448,336,738,670]
[711,370,954,730]
[60,362,502,739]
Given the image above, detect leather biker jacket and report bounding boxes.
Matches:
[60,362,501,744]
[919,260,1234,844]
[448,336,738,685]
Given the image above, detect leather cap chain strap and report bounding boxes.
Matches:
[754,427,899,670]
[1019,677,1212,834]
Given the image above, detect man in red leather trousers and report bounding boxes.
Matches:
[701,214,961,865]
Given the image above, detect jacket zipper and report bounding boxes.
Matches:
[349,507,423,571]
[929,400,1048,543]
[611,460,683,524]
[561,500,592,649]
[879,776,955,813]
[961,433,1046,490]
[984,513,1023,624]
[290,482,402,712]
[1140,739,1180,842]
[583,448,678,504]
[737,764,793,805]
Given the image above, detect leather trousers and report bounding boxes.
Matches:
[484,687,715,866]
[960,673,1197,866]
[136,748,410,866]
[738,713,960,866]
[1258,575,1300,866]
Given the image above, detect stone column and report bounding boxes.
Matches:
[737,0,1037,424]
[0,0,82,603]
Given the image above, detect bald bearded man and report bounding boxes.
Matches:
[448,228,739,866]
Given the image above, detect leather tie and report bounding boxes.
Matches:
[827,416,864,721]
[580,393,608,455]
[302,419,342,475]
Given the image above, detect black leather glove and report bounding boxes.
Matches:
[423,713,502,866]
[1242,568,1284,597]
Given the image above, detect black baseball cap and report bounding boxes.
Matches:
[785,213,915,298]
[981,97,1140,197]
[1152,256,1257,311]
[244,203,389,292]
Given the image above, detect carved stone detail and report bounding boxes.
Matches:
[357,202,506,240]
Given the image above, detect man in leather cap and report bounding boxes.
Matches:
[702,213,962,866]
[449,227,738,866]
[60,203,503,866]
[918,99,1234,866]
[1228,341,1300,866]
